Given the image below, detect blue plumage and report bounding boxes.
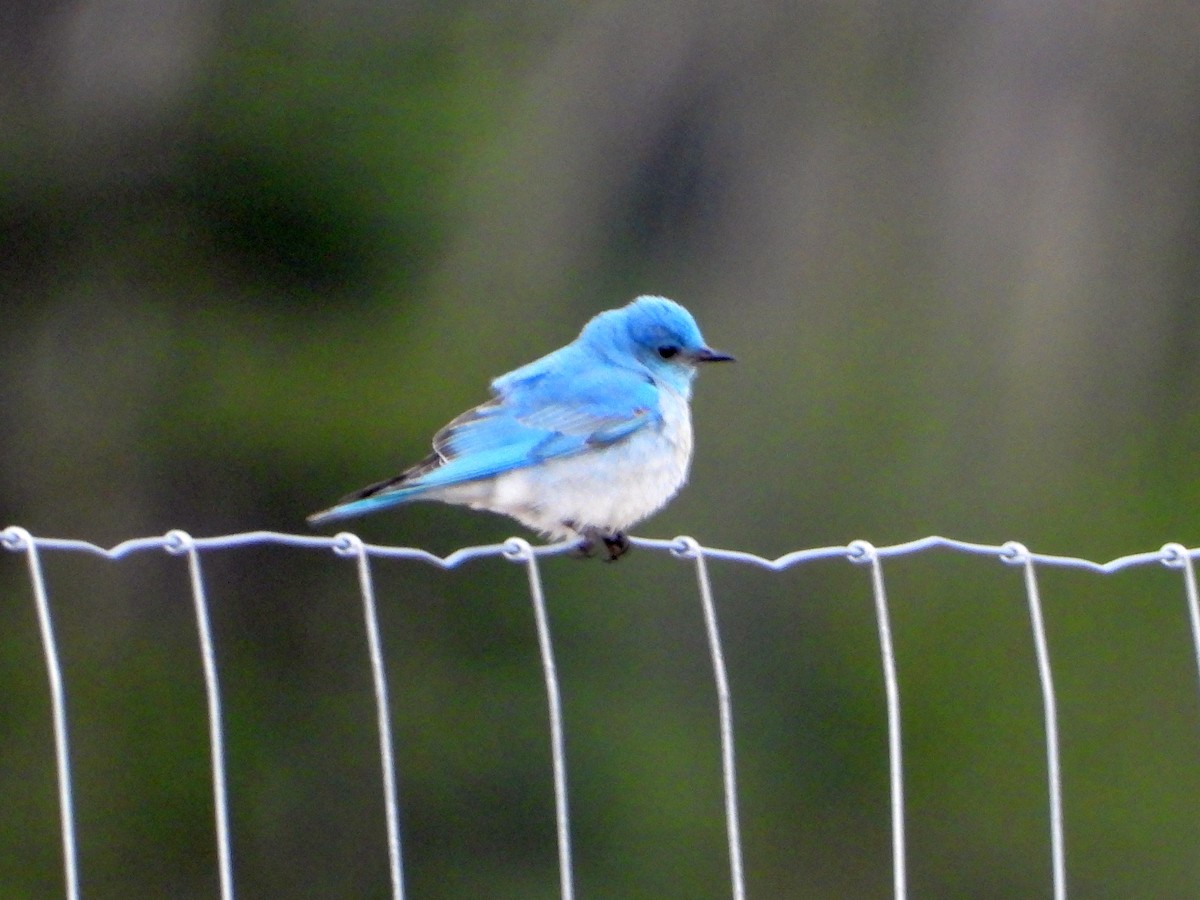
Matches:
[308,295,732,558]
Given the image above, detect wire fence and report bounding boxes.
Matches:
[3,527,1199,899]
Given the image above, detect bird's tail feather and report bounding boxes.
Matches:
[306,485,424,526]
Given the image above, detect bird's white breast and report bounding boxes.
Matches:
[439,384,694,540]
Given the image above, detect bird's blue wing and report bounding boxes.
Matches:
[411,363,660,490]
[306,351,662,524]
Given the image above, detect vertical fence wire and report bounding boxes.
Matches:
[339,534,406,900]
[1003,542,1066,900]
[167,531,235,900]
[506,539,575,900]
[850,540,907,900]
[7,528,80,900]
[677,537,746,900]
[1162,544,1200,701]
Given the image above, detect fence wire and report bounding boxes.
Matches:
[3,527,1200,900]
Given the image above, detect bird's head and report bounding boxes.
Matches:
[599,296,735,390]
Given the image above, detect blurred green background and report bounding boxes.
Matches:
[3,2,1200,897]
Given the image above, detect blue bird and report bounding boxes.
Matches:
[307,295,733,559]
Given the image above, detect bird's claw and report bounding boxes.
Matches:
[570,528,631,561]
[602,532,631,561]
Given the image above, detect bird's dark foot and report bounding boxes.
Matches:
[569,525,630,561]
[602,532,631,561]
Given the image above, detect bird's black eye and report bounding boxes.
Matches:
[657,345,679,360]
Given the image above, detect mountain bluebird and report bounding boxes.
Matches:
[308,295,733,559]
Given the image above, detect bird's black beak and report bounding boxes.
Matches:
[693,346,736,363]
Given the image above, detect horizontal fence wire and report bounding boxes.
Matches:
[3,527,1200,900]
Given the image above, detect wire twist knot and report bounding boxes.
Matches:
[670,536,702,559]
[164,530,196,556]
[847,539,877,565]
[1,526,32,552]
[999,541,1032,566]
[502,537,534,562]
[1159,542,1191,569]
[333,532,365,558]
